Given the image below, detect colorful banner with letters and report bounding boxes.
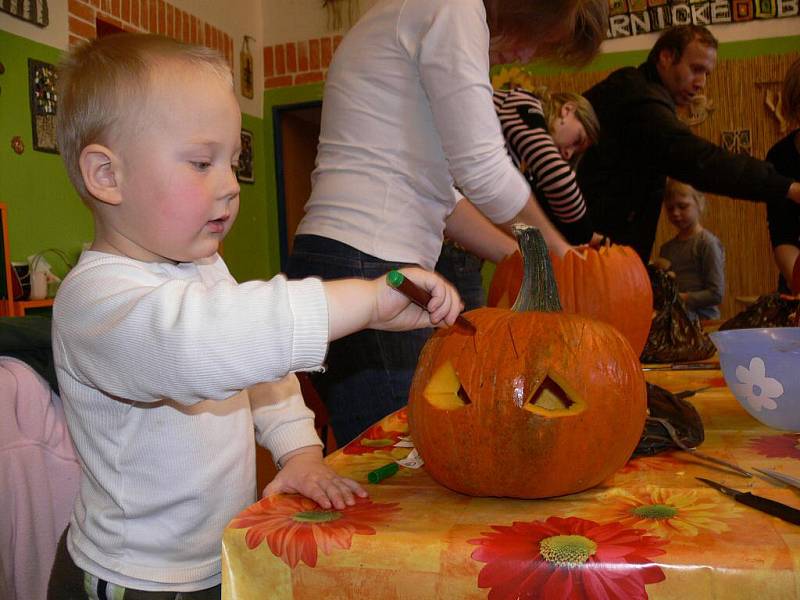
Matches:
[607,0,798,38]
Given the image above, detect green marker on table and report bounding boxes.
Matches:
[386,270,476,334]
[368,462,399,484]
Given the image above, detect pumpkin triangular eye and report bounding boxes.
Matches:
[423,361,471,410]
[524,373,585,416]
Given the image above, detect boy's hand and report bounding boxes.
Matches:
[263,446,367,510]
[323,268,463,340]
[372,267,462,331]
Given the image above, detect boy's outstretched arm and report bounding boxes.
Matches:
[323,267,463,341]
[264,446,368,509]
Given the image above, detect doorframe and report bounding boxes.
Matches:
[272,100,323,271]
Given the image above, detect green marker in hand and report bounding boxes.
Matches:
[386,270,476,333]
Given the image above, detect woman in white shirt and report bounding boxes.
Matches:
[286,0,608,445]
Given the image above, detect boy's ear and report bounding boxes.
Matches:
[79,144,123,206]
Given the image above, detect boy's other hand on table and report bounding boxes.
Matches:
[263,446,367,510]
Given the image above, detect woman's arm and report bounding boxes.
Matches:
[444,197,518,263]
[500,195,572,257]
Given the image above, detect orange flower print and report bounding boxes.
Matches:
[329,448,411,482]
[617,452,684,475]
[229,494,400,567]
[595,486,742,537]
[469,516,666,600]
[382,408,408,430]
[344,425,406,455]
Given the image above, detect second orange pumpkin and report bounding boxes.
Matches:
[488,245,653,356]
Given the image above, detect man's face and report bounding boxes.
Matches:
[657,38,717,106]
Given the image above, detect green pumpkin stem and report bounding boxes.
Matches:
[511,224,562,313]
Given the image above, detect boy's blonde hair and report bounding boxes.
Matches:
[56,33,233,201]
[664,178,706,214]
[783,57,800,125]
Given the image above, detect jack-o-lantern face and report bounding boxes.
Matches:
[408,226,647,499]
[423,359,586,417]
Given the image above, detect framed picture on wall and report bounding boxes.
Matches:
[1,0,49,27]
[238,129,254,184]
[27,58,58,153]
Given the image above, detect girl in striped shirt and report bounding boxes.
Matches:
[493,87,601,245]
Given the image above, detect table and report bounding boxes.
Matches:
[222,368,800,599]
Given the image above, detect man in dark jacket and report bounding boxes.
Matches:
[578,25,800,262]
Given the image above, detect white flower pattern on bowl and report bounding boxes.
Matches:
[733,357,784,412]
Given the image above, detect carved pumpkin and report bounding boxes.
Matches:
[487,244,653,356]
[409,226,647,499]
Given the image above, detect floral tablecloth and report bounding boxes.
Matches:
[222,369,800,599]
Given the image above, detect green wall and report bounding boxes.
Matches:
[0,30,92,275]
[221,111,270,281]
[0,29,267,281]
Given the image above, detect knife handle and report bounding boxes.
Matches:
[736,492,800,525]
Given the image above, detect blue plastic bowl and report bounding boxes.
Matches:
[709,328,800,431]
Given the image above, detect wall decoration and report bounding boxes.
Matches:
[764,89,787,133]
[27,59,58,154]
[606,0,797,40]
[681,94,715,127]
[721,129,752,155]
[11,136,24,155]
[238,129,254,184]
[1,0,49,27]
[240,36,255,100]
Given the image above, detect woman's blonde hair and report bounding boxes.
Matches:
[534,87,600,166]
[57,33,232,201]
[783,57,800,125]
[664,178,707,214]
[484,0,608,67]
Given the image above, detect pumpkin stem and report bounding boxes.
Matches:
[511,224,562,313]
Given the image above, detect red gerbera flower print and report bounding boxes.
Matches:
[749,434,800,460]
[228,494,400,567]
[469,516,667,600]
[344,425,405,455]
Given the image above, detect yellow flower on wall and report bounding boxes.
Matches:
[491,66,536,91]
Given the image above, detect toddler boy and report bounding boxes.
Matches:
[48,33,461,598]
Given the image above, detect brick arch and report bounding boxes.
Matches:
[68,0,233,66]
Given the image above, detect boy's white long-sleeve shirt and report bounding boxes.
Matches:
[52,251,329,591]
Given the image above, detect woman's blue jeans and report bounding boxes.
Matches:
[285,235,433,445]
[434,241,486,312]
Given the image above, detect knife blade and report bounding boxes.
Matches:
[754,468,800,491]
[696,477,800,525]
